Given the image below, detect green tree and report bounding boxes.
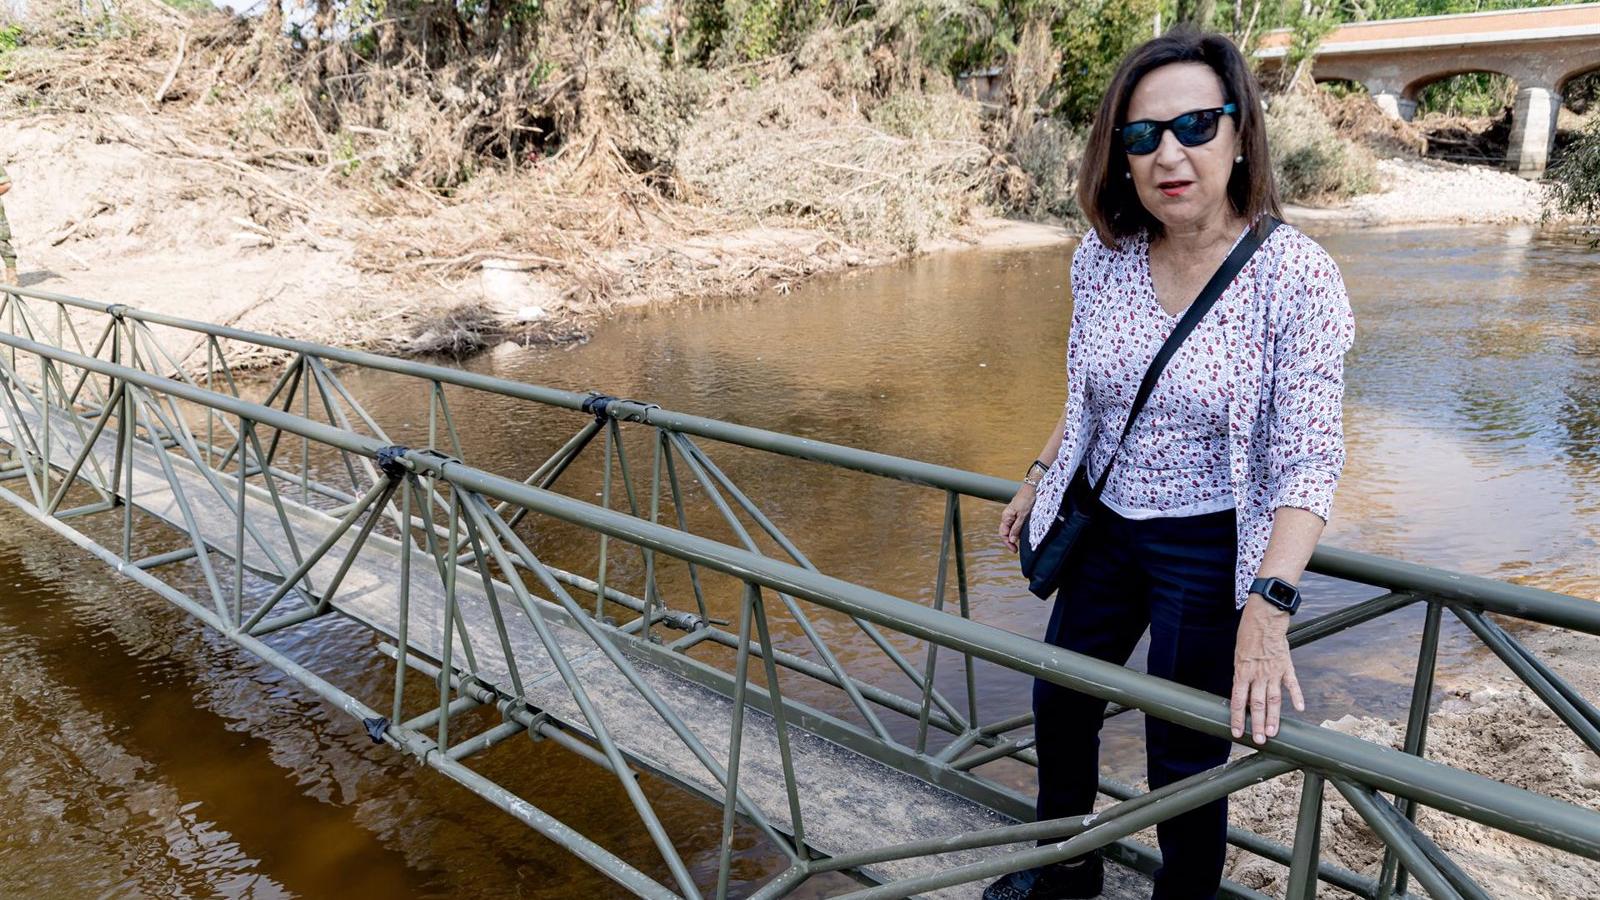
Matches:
[1174,0,1218,28]
[1280,1,1337,89]
[1546,118,1600,236]
[1047,0,1159,122]
[833,0,1160,124]
[1414,71,1514,117]
[681,0,830,62]
[1565,70,1600,114]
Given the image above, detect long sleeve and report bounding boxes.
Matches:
[1265,244,1356,522]
[1062,232,1097,411]
[1030,231,1103,549]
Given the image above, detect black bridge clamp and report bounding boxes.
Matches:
[660,610,705,632]
[362,716,390,744]
[581,393,619,423]
[582,393,660,424]
[375,445,411,481]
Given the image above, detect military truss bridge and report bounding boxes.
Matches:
[0,283,1598,899]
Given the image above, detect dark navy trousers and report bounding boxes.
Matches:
[1033,497,1241,900]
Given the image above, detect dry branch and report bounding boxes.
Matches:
[153,30,188,104]
[49,201,112,246]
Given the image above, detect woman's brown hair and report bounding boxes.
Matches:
[1076,28,1281,248]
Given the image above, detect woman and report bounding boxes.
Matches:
[988,29,1355,900]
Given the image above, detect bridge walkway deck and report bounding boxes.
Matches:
[1,399,1150,899]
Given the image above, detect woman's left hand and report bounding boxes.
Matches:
[1230,596,1305,744]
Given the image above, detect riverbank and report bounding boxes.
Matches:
[1226,622,1600,897]
[5,107,1562,367]
[4,0,1583,363]
[1,109,1069,364]
[1285,156,1550,227]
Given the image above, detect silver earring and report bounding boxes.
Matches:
[1235,155,1244,163]
[1124,172,1131,180]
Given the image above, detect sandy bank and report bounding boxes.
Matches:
[1226,650,1600,897]
[1286,157,1551,227]
[2,115,1076,362]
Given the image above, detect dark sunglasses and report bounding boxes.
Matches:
[1116,103,1238,155]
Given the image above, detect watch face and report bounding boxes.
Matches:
[1267,580,1297,605]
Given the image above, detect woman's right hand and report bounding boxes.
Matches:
[999,484,1037,554]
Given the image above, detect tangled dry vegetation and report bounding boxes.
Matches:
[676,33,997,253]
[1261,81,1431,207]
[0,0,1033,362]
[1,0,1460,364]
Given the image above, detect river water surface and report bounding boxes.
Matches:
[0,224,1596,897]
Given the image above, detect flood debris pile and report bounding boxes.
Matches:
[2,0,1582,359]
[0,0,1043,358]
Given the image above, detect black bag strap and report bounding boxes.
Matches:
[1088,214,1281,500]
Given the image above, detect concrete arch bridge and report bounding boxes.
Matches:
[1257,3,1600,176]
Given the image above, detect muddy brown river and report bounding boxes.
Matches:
[0,223,1596,897]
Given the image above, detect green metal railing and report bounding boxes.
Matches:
[0,283,1597,898]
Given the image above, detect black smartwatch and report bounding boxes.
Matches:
[1249,576,1302,615]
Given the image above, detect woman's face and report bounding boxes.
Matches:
[1122,62,1243,234]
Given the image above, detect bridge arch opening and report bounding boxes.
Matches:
[1553,68,1600,166]
[1391,70,1519,168]
[1404,70,1518,119]
[1312,77,1367,99]
[1561,68,1600,115]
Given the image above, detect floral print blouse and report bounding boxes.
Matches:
[1028,220,1356,608]
[1083,226,1237,519]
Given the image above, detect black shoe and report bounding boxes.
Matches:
[982,853,1104,900]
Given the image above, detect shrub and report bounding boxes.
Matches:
[1266,90,1377,204]
[686,0,1159,128]
[1004,116,1084,221]
[1545,117,1600,232]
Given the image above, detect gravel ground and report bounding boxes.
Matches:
[1287,157,1552,227]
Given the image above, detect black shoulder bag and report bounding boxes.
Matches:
[1019,215,1281,600]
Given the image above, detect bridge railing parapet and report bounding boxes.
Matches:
[0,283,1596,899]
